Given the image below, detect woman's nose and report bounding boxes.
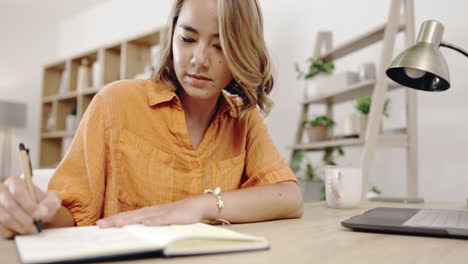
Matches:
[191,44,210,68]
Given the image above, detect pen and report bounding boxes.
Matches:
[19,143,43,233]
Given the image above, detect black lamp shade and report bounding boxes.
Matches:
[386,67,450,92]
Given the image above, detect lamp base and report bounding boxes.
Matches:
[368,196,424,204]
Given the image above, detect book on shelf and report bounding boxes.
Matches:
[15,223,269,264]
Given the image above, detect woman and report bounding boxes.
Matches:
[0,0,303,239]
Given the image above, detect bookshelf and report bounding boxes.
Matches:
[39,28,164,168]
[291,0,418,198]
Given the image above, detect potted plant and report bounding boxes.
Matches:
[295,57,335,80]
[291,146,345,201]
[302,115,335,142]
[355,96,390,137]
[295,57,334,98]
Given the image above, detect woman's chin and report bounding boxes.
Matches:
[182,86,219,100]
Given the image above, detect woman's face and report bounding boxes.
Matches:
[172,0,233,101]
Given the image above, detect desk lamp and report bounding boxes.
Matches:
[386,20,468,205]
[386,20,468,91]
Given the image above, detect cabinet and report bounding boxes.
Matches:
[291,0,418,197]
[39,28,164,168]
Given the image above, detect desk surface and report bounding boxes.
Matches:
[2,201,468,264]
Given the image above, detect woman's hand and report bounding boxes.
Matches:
[0,176,61,239]
[97,195,214,228]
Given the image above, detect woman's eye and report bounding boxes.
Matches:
[214,45,222,51]
[180,36,195,43]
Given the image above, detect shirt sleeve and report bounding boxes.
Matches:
[47,94,107,226]
[241,109,299,188]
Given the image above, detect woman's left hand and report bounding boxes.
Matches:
[96,196,210,228]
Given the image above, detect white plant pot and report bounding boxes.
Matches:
[344,113,360,136]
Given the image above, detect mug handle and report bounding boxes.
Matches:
[330,171,342,200]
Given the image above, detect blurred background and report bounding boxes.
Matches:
[1,0,467,202]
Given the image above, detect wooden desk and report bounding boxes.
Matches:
[2,201,468,264]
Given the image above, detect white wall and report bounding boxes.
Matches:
[54,0,468,202]
[0,0,105,176]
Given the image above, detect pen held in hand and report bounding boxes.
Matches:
[19,143,43,233]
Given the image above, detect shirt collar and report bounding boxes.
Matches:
[147,80,242,118]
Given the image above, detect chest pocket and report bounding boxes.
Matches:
[210,152,246,192]
[117,129,174,211]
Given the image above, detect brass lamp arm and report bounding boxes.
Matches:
[440,41,468,58]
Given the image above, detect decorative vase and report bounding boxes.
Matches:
[307,125,328,142]
[344,113,359,136]
[65,115,78,131]
[91,61,101,88]
[46,113,55,131]
[58,68,70,95]
[77,59,91,91]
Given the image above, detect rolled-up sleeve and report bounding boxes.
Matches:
[241,109,298,188]
[48,94,107,226]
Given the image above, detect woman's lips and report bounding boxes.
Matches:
[186,74,212,86]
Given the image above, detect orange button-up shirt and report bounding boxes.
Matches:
[48,79,298,226]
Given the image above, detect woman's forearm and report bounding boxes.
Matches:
[200,181,304,223]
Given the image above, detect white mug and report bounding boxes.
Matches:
[325,166,362,209]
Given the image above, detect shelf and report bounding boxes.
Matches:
[42,96,55,103]
[42,61,67,97]
[302,79,401,105]
[57,91,79,101]
[41,102,54,132]
[103,45,122,85]
[71,51,99,92]
[122,31,161,79]
[39,28,163,168]
[320,23,406,62]
[39,138,62,168]
[289,132,407,151]
[42,131,75,139]
[81,87,102,95]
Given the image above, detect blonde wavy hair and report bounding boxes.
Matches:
[152,0,274,115]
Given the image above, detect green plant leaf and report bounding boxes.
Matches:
[337,146,344,156]
[320,185,326,201]
[291,150,305,173]
[371,186,382,194]
[306,163,315,180]
[296,57,334,80]
[355,96,391,117]
[306,115,335,128]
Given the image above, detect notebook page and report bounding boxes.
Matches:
[172,223,263,240]
[123,224,188,245]
[125,223,262,243]
[15,225,161,264]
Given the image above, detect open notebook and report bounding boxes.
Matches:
[15,223,269,264]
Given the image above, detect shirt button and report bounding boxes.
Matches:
[192,161,200,169]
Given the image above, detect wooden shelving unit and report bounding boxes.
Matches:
[39,28,164,168]
[291,0,418,198]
